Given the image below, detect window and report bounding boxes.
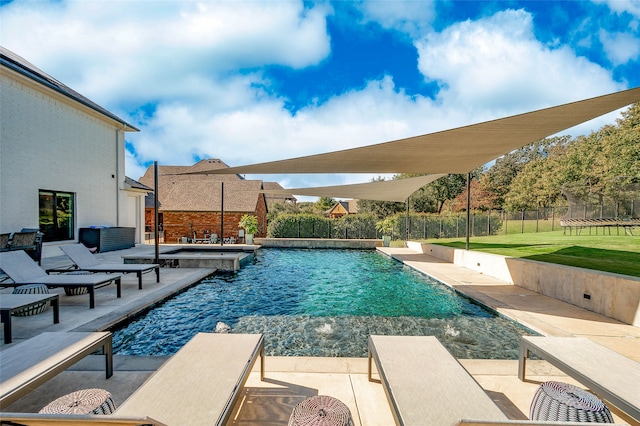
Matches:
[39,190,75,242]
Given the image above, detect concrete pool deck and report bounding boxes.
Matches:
[1,244,638,425]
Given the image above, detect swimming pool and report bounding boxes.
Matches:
[112,249,534,359]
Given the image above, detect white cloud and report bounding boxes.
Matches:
[0,0,332,106]
[592,0,640,18]
[599,30,640,64]
[357,0,436,37]
[415,9,622,119]
[1,2,628,188]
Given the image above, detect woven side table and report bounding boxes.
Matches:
[289,395,354,426]
[64,271,91,295]
[12,284,49,316]
[530,381,614,423]
[39,388,116,415]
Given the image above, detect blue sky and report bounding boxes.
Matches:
[1,0,639,191]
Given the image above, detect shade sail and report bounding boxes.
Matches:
[261,174,446,202]
[205,87,640,175]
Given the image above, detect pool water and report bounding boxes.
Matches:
[112,249,534,358]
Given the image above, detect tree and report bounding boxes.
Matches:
[316,197,336,212]
[266,201,300,222]
[502,102,640,212]
[481,136,570,208]
[423,174,467,214]
[450,179,499,211]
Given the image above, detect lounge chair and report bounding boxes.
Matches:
[0,332,113,408]
[0,251,121,309]
[116,333,265,426]
[455,421,626,425]
[59,244,160,290]
[0,231,43,264]
[368,335,507,425]
[0,293,60,343]
[0,413,167,425]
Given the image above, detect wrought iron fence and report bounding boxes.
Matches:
[264,204,638,240]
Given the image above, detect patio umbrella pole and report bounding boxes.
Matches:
[154,161,159,264]
[220,181,224,246]
[405,197,410,246]
[466,172,471,250]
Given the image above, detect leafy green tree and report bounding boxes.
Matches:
[503,103,639,212]
[316,196,336,212]
[266,201,300,222]
[482,136,570,208]
[410,169,482,213]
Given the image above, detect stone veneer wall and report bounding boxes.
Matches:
[409,241,640,327]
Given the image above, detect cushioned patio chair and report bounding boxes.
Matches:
[0,250,121,309]
[0,233,11,250]
[59,243,160,290]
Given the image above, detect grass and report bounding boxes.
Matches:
[417,231,640,278]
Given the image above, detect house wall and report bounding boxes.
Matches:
[122,192,146,244]
[0,67,132,256]
[144,182,269,244]
[160,211,247,243]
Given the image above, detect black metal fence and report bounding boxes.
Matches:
[265,204,639,240]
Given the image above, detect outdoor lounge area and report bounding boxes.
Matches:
[0,245,638,425]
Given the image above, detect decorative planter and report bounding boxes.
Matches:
[245,234,254,245]
[382,236,391,247]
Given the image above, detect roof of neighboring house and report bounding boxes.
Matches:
[262,181,297,203]
[125,176,153,191]
[139,160,264,212]
[158,177,264,212]
[328,200,358,215]
[0,46,139,131]
[139,159,243,182]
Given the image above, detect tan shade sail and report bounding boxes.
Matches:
[206,87,640,175]
[261,174,446,202]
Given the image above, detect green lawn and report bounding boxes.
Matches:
[416,231,640,278]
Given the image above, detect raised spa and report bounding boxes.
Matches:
[123,245,256,271]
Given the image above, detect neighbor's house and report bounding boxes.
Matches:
[0,47,146,257]
[327,200,358,218]
[262,181,297,209]
[138,159,269,243]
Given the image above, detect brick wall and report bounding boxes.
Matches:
[145,194,269,243]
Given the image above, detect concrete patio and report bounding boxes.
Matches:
[1,244,638,425]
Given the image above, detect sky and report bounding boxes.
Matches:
[2,0,639,194]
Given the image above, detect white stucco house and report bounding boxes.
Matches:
[0,46,147,258]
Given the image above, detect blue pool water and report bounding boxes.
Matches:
[112,249,533,358]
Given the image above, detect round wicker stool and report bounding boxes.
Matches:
[289,395,354,426]
[12,284,49,316]
[64,271,91,296]
[39,388,116,415]
[530,381,614,423]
